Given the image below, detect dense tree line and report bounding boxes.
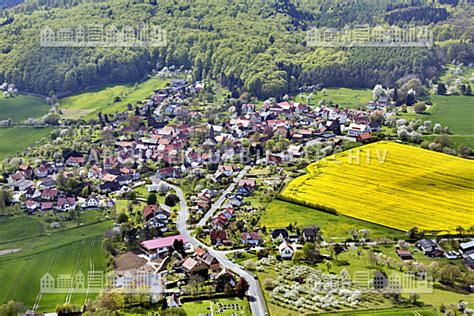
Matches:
[0,0,472,99]
[385,6,449,25]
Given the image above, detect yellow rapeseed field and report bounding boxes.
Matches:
[282,141,474,233]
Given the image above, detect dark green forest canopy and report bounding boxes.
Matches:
[0,0,472,98]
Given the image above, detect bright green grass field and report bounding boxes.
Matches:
[60,77,169,119]
[424,135,474,148]
[429,95,474,135]
[0,219,110,311]
[0,216,44,243]
[0,95,50,123]
[295,88,372,109]
[0,127,52,161]
[260,200,405,241]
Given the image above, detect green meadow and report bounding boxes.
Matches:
[260,200,405,241]
[423,95,474,148]
[0,127,52,161]
[295,88,372,109]
[60,77,169,120]
[0,218,111,311]
[0,216,44,243]
[0,95,50,123]
[429,95,474,135]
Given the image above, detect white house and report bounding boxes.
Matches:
[347,123,370,137]
[147,184,159,193]
[278,242,298,260]
[83,196,99,208]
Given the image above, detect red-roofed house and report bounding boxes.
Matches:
[65,156,85,167]
[143,204,159,221]
[41,188,58,200]
[182,257,207,275]
[238,179,256,190]
[241,232,262,246]
[210,230,231,246]
[356,132,372,143]
[56,197,76,211]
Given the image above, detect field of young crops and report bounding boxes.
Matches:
[0,127,52,161]
[0,219,110,311]
[282,142,474,233]
[0,94,50,123]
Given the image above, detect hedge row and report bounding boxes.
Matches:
[275,194,338,215]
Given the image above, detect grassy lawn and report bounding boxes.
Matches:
[0,94,50,123]
[295,88,372,109]
[0,127,52,161]
[60,77,169,119]
[134,185,168,204]
[260,200,405,241]
[429,95,474,135]
[181,297,250,316]
[0,216,44,243]
[227,251,257,264]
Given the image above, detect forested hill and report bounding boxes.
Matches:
[0,0,472,98]
[0,0,24,10]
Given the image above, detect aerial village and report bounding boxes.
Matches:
[1,77,473,315]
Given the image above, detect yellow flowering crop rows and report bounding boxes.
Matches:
[282,142,474,233]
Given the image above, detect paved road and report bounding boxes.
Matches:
[197,165,252,226]
[167,182,268,316]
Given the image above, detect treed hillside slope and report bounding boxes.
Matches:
[0,0,472,98]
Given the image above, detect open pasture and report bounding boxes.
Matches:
[429,95,474,135]
[60,77,168,119]
[295,88,372,109]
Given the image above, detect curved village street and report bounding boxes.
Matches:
[151,177,268,316]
